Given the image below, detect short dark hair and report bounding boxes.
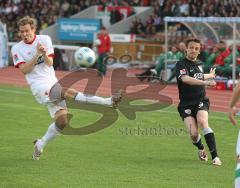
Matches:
[186,38,201,47]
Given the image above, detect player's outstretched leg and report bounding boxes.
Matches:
[63,87,123,108]
[51,83,123,108]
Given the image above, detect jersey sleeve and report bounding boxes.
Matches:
[175,61,188,80]
[44,35,54,58]
[11,46,26,68]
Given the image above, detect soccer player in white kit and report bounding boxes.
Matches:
[228,83,240,187]
[11,16,122,160]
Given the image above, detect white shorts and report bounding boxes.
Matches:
[31,82,67,118]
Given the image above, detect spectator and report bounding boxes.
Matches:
[136,18,145,34]
[61,0,70,17]
[179,0,189,16]
[152,13,163,32]
[96,26,111,76]
[110,7,122,24]
[131,0,141,6]
[136,43,185,82]
[79,0,88,11]
[2,0,240,42]
[203,46,220,73]
[173,3,181,16]
[220,46,240,77]
[145,14,154,35]
[0,0,64,41]
[214,41,231,76]
[53,48,67,70]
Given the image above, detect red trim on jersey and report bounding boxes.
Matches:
[25,35,36,44]
[48,53,54,58]
[15,61,26,68]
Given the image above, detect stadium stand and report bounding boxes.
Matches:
[0,0,96,41]
[1,0,240,82]
[1,0,240,41]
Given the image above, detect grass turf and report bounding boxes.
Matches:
[0,85,238,188]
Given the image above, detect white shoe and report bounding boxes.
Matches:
[212,157,222,166]
[198,149,208,161]
[32,139,43,160]
[111,89,123,109]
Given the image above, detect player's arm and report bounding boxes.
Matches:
[176,62,215,86]
[43,53,53,66]
[19,51,41,74]
[181,75,216,86]
[230,83,240,108]
[204,67,216,80]
[37,43,53,66]
[228,83,240,125]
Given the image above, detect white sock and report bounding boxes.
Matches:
[202,127,213,135]
[40,122,60,149]
[237,163,240,170]
[236,163,240,188]
[75,92,112,106]
[235,177,240,188]
[237,130,240,156]
[235,131,240,188]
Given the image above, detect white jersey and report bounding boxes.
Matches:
[11,35,58,104]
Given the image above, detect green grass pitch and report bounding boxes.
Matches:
[0,85,238,188]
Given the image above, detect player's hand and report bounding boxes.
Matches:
[36,43,42,55]
[37,43,47,55]
[209,67,216,78]
[228,106,238,126]
[204,80,216,87]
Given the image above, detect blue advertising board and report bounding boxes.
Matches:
[0,22,8,68]
[58,18,100,42]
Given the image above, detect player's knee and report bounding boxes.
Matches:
[55,114,69,130]
[198,118,208,128]
[64,88,78,99]
[54,109,69,130]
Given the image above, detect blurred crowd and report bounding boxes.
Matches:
[201,41,240,78]
[137,40,240,84]
[129,0,240,36]
[0,0,152,41]
[0,0,91,41]
[1,0,240,41]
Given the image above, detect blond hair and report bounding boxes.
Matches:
[17,16,37,29]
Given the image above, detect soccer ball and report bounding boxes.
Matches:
[74,47,96,67]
